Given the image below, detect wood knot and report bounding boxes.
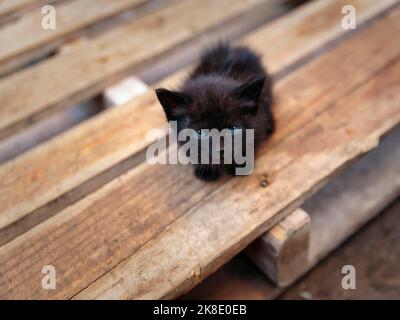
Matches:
[259,173,270,188]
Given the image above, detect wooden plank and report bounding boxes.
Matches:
[245,209,310,287]
[280,198,400,300]
[241,0,400,76]
[210,202,400,300]
[0,0,289,163]
[0,0,394,241]
[306,125,400,266]
[1,8,399,299]
[0,36,141,164]
[245,123,400,287]
[0,0,40,15]
[76,51,400,300]
[0,101,101,165]
[181,255,281,300]
[0,0,267,138]
[0,0,59,21]
[0,0,149,67]
[134,0,292,84]
[0,0,152,76]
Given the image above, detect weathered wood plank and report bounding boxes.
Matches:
[244,122,400,288]
[0,8,399,299]
[181,255,281,300]
[0,0,151,76]
[76,53,400,300]
[245,208,310,287]
[0,0,393,240]
[0,99,100,164]
[133,0,292,84]
[241,0,400,75]
[0,0,59,21]
[306,125,400,266]
[0,0,267,138]
[0,0,40,15]
[281,198,400,300]
[0,0,290,163]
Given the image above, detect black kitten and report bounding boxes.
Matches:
[155,43,275,181]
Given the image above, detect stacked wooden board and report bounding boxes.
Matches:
[0,0,399,299]
[247,125,400,287]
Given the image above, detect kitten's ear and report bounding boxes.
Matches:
[155,88,190,120]
[233,76,266,102]
[155,88,188,108]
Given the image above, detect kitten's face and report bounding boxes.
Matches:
[155,75,265,135]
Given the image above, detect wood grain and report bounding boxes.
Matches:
[280,198,400,300]
[0,0,266,138]
[0,0,150,76]
[181,255,281,300]
[241,0,400,75]
[0,0,394,237]
[0,0,41,15]
[0,0,289,164]
[0,0,59,21]
[77,54,400,300]
[245,208,310,287]
[0,0,148,63]
[185,126,400,292]
[243,93,400,290]
[1,7,399,299]
[305,125,400,266]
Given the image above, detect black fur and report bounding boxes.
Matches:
[156,43,275,181]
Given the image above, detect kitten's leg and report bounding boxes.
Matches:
[225,162,247,176]
[264,99,275,135]
[226,142,251,176]
[266,110,275,134]
[195,164,221,181]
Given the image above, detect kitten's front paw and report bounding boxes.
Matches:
[195,165,220,181]
[226,163,247,176]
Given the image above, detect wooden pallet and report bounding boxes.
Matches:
[246,125,400,287]
[0,0,399,299]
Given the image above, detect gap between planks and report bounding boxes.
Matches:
[0,0,271,139]
[0,7,399,299]
[246,125,400,287]
[0,0,155,75]
[74,56,400,299]
[0,0,292,163]
[0,0,395,245]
